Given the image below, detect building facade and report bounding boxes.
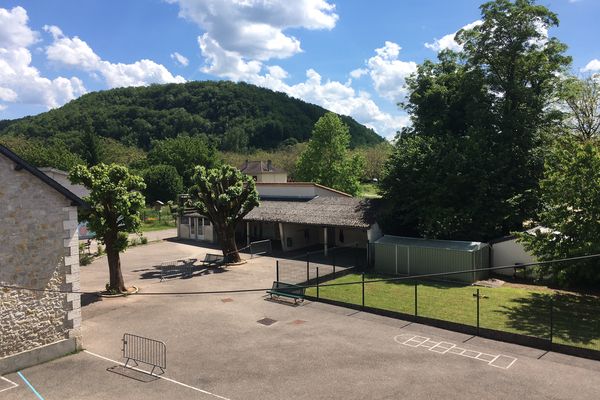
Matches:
[0,145,86,374]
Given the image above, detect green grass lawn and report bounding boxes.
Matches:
[358,183,381,198]
[140,206,176,232]
[306,273,600,351]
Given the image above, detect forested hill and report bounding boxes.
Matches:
[0,81,382,151]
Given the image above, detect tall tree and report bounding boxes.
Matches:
[147,135,218,188]
[188,165,259,263]
[516,138,600,287]
[381,0,571,241]
[296,113,364,195]
[142,164,184,203]
[562,76,600,141]
[70,164,146,292]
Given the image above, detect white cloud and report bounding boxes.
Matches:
[0,7,86,111]
[425,20,482,52]
[364,41,417,101]
[44,25,185,88]
[171,51,189,67]
[168,0,337,76]
[582,59,600,72]
[350,68,367,79]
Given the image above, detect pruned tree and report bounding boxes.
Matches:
[189,165,259,263]
[70,164,146,293]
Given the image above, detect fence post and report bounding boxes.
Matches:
[306,252,310,283]
[476,288,480,336]
[316,267,320,299]
[333,254,336,277]
[549,294,554,346]
[362,272,365,309]
[276,260,279,282]
[414,283,418,316]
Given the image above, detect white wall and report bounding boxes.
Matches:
[256,183,349,198]
[335,228,368,248]
[280,223,321,251]
[491,239,536,276]
[256,173,287,183]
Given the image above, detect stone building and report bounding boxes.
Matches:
[0,145,86,374]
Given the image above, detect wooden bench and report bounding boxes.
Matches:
[200,253,226,268]
[267,281,305,303]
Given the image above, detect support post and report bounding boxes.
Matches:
[476,288,480,336]
[362,273,365,309]
[276,260,279,283]
[414,283,418,316]
[323,227,328,257]
[316,267,320,299]
[549,295,554,345]
[306,252,310,283]
[246,222,250,246]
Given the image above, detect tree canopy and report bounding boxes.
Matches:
[189,165,259,263]
[70,164,146,292]
[0,81,382,153]
[381,0,571,241]
[296,113,365,196]
[142,164,184,204]
[517,138,600,287]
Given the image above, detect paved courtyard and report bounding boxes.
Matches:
[3,239,600,399]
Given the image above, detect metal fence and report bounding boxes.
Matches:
[249,239,272,258]
[122,333,167,375]
[302,270,600,361]
[276,244,366,285]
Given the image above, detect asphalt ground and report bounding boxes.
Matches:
[3,240,600,400]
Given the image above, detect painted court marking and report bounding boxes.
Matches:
[84,350,232,400]
[0,376,19,393]
[17,371,45,399]
[394,334,517,369]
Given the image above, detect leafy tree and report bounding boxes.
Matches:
[382,0,571,241]
[70,164,146,293]
[562,76,600,141]
[517,138,600,287]
[142,165,184,203]
[147,135,218,187]
[355,142,393,182]
[0,135,84,171]
[80,131,101,166]
[296,113,365,195]
[188,165,259,263]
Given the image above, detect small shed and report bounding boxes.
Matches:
[371,236,489,283]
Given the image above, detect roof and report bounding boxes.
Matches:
[0,144,87,208]
[243,196,377,229]
[39,167,91,199]
[488,226,552,245]
[256,182,352,198]
[375,235,487,252]
[239,160,286,174]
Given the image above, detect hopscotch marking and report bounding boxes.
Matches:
[394,334,517,369]
[0,376,19,393]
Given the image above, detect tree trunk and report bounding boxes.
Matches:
[219,227,240,263]
[106,243,126,293]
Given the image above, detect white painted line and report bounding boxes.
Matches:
[84,350,232,400]
[0,376,19,393]
[429,342,455,354]
[462,350,481,359]
[488,355,518,370]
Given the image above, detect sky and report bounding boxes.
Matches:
[0,0,599,139]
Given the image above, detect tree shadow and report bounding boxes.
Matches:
[495,292,600,346]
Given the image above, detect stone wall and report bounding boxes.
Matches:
[0,154,81,361]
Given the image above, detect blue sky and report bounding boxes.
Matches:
[1,0,598,138]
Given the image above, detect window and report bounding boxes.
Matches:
[203,218,210,226]
[286,237,293,248]
[180,217,189,225]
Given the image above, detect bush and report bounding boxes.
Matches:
[142,164,184,203]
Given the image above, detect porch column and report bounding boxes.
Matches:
[324,227,328,256]
[246,222,250,246]
[279,223,286,251]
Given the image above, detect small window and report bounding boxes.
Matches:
[252,176,258,181]
[286,237,293,248]
[203,218,210,226]
[181,217,189,225]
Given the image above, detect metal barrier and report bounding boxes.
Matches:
[122,333,166,375]
[250,239,272,258]
[159,259,193,281]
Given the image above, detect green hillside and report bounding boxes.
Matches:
[0,81,382,152]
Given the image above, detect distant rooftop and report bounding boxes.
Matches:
[239,160,286,175]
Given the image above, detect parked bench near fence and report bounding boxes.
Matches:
[267,281,305,304]
[122,333,166,376]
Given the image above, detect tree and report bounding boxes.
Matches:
[562,76,600,141]
[0,135,84,171]
[296,113,364,195]
[516,138,600,287]
[188,165,259,263]
[142,164,184,203]
[147,135,218,188]
[381,0,571,241]
[70,164,146,292]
